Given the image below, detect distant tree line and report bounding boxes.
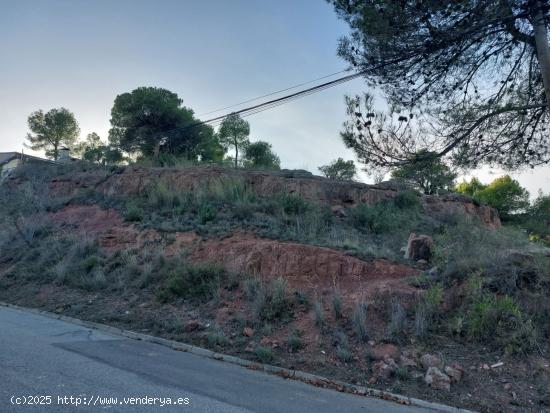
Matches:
[24,87,281,170]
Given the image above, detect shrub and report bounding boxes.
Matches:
[51,238,106,291]
[207,326,229,347]
[280,194,310,215]
[448,315,465,336]
[124,200,144,222]
[294,290,310,308]
[394,190,420,209]
[467,294,519,341]
[433,216,530,283]
[350,201,416,234]
[198,202,217,224]
[352,300,369,341]
[162,263,224,302]
[287,329,304,352]
[243,276,261,301]
[386,299,407,341]
[253,277,293,321]
[414,305,428,339]
[331,288,343,321]
[333,330,353,362]
[314,298,325,328]
[255,346,274,363]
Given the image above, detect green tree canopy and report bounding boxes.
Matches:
[456,175,530,219]
[523,191,550,244]
[455,177,486,198]
[318,158,356,181]
[218,113,250,167]
[25,108,80,160]
[243,141,280,170]
[329,0,550,170]
[74,132,124,165]
[109,87,221,160]
[391,150,457,195]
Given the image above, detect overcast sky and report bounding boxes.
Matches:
[1,0,548,196]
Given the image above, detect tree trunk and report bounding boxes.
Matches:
[53,143,59,161]
[153,141,161,160]
[532,1,550,107]
[234,142,238,168]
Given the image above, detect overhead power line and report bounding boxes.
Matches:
[198,69,350,116]
[123,54,415,150]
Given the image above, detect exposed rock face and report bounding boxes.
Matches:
[189,232,420,301]
[48,205,421,306]
[405,233,434,261]
[48,166,501,227]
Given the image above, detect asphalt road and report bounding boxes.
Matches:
[0,306,438,413]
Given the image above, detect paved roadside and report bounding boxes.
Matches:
[0,306,445,412]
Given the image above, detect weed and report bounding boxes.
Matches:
[207,326,229,347]
[198,202,217,224]
[294,290,310,308]
[314,298,325,328]
[386,299,407,341]
[280,194,310,215]
[333,330,353,362]
[394,191,420,210]
[255,346,274,363]
[448,315,465,336]
[162,263,224,302]
[352,300,369,341]
[395,366,410,381]
[414,305,428,339]
[253,277,293,322]
[287,329,303,352]
[331,288,343,321]
[244,276,261,301]
[124,201,143,222]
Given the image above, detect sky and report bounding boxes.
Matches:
[1,0,549,196]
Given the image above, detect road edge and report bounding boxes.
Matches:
[0,301,477,413]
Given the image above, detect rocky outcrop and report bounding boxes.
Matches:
[47,165,501,227]
[405,233,434,261]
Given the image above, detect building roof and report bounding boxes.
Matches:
[0,152,56,165]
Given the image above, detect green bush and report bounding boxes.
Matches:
[386,299,407,341]
[253,277,293,321]
[198,202,217,224]
[467,294,520,341]
[333,330,353,362]
[51,238,106,291]
[243,276,261,301]
[287,329,304,352]
[314,298,325,328]
[394,190,420,209]
[350,201,417,234]
[255,346,274,363]
[352,300,369,341]
[280,194,310,215]
[162,263,224,302]
[207,326,229,347]
[331,288,343,321]
[124,201,144,222]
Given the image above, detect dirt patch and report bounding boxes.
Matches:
[48,205,420,305]
[190,232,419,303]
[49,205,162,251]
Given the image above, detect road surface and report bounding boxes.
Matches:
[0,306,439,413]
